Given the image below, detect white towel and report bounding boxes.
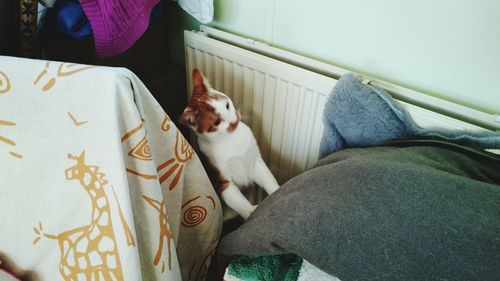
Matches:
[176,0,214,23]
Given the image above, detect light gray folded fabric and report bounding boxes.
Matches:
[319,73,500,158]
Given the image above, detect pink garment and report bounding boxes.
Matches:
[79,0,160,58]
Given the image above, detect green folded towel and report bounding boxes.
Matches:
[228,254,303,281]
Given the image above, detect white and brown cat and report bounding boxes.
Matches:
[179,69,280,220]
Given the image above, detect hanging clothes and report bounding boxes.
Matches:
[50,0,92,40]
[78,0,161,58]
[176,0,213,24]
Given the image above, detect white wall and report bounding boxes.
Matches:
[171,0,500,114]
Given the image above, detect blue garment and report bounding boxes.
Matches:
[53,0,92,40]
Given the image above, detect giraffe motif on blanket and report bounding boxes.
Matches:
[33,151,124,281]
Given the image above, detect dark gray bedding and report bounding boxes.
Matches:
[219,141,500,281]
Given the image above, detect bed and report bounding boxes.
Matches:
[0,55,222,281]
[219,74,500,281]
[221,141,500,281]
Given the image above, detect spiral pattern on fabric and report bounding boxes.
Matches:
[128,136,153,160]
[182,206,207,228]
[141,144,151,158]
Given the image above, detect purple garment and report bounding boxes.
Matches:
[79,0,160,58]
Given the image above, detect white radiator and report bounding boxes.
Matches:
[183,28,494,194]
[184,31,337,185]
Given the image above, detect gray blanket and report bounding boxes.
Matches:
[319,74,500,158]
[219,141,500,281]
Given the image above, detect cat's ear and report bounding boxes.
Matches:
[179,108,198,127]
[192,68,204,88]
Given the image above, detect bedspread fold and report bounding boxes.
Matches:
[0,55,222,281]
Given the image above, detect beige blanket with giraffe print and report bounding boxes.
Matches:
[0,55,222,281]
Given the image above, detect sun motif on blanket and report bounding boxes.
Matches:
[33,151,135,281]
[156,131,195,190]
[34,62,94,92]
[0,120,22,159]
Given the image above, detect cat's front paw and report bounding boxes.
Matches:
[242,205,258,220]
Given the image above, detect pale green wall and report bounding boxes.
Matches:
[168,0,500,114]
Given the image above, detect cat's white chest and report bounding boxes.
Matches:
[223,146,258,187]
[198,123,259,187]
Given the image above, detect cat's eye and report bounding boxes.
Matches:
[226,102,230,110]
[214,118,221,126]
